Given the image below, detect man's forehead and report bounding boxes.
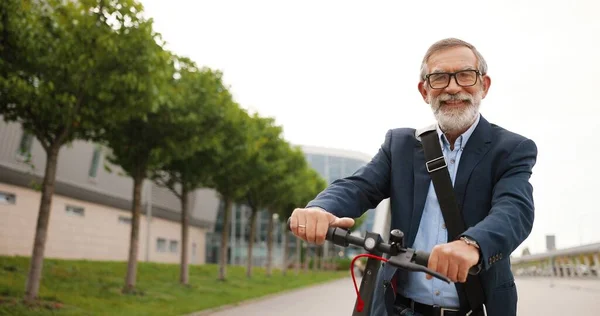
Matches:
[427,47,478,72]
[430,65,477,73]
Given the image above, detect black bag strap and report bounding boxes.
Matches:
[421,130,487,316]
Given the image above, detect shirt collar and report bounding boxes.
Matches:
[436,113,481,150]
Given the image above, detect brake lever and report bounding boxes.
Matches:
[387,248,452,284]
[396,262,451,284]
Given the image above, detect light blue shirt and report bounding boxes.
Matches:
[398,114,481,308]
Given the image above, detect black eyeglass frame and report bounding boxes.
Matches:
[424,69,484,89]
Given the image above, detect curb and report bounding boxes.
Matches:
[184,276,349,316]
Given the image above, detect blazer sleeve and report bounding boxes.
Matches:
[461,138,538,271]
[305,130,393,219]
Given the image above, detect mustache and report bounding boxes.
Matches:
[433,93,474,115]
[439,93,473,103]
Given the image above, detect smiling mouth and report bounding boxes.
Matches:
[442,100,466,106]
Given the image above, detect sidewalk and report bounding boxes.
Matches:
[197,277,360,316]
[190,277,600,315]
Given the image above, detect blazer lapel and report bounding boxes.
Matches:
[410,140,431,247]
[454,116,493,211]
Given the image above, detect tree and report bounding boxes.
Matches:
[150,61,232,285]
[243,115,287,278]
[0,0,166,302]
[102,52,216,293]
[275,164,327,275]
[261,145,310,276]
[210,104,255,281]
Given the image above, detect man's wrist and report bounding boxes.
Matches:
[460,236,483,274]
[460,236,480,249]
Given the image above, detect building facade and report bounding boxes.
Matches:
[0,119,388,267]
[0,119,217,265]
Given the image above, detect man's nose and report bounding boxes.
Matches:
[444,76,462,94]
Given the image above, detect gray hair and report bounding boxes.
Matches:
[419,38,488,81]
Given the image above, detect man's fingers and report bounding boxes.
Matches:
[305,212,317,243]
[330,216,355,228]
[437,247,451,279]
[289,211,299,236]
[457,264,469,283]
[295,211,308,241]
[447,261,459,283]
[315,216,329,245]
[427,248,439,280]
[289,208,357,244]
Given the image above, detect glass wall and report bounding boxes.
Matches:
[205,201,296,267]
[305,154,368,184]
[205,148,374,265]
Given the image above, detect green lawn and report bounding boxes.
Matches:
[0,256,348,315]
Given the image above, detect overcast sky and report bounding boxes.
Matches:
[139,0,600,256]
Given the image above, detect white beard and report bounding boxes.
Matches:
[429,91,482,132]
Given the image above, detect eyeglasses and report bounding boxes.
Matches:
[424,69,482,89]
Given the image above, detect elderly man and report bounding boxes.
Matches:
[289,38,537,316]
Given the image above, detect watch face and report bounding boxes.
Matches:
[461,237,479,248]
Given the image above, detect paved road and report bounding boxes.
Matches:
[516,277,600,315]
[205,277,600,315]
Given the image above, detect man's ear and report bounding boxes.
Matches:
[418,81,429,103]
[481,75,491,99]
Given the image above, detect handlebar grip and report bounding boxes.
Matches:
[414,250,430,267]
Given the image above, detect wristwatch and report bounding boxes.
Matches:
[460,236,480,249]
[460,236,483,274]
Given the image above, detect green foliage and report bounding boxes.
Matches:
[102,52,220,182]
[210,105,256,201]
[0,0,166,150]
[333,257,353,271]
[244,115,289,211]
[0,256,347,315]
[150,62,239,196]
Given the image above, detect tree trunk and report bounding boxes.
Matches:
[295,238,301,275]
[266,212,274,277]
[123,172,144,293]
[303,246,310,273]
[313,246,319,272]
[180,186,189,285]
[246,208,258,278]
[323,245,330,271]
[24,145,60,303]
[282,222,288,276]
[218,197,232,281]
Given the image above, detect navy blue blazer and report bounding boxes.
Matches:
[306,116,537,316]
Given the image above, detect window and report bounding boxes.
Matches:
[345,159,366,176]
[17,131,34,156]
[169,240,179,253]
[156,238,167,252]
[65,205,84,217]
[307,154,327,179]
[0,192,16,205]
[328,156,343,183]
[88,146,102,178]
[118,216,131,224]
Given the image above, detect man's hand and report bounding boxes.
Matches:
[426,240,480,283]
[289,207,355,245]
